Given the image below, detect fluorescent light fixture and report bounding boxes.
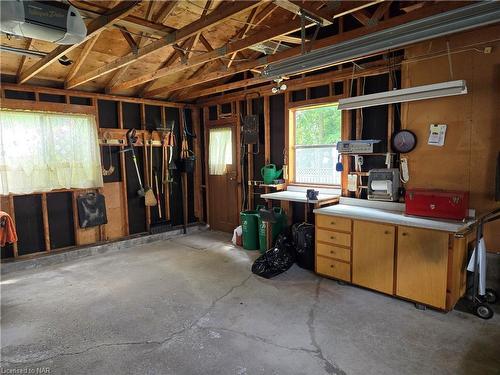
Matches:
[337,80,467,110]
[262,2,500,79]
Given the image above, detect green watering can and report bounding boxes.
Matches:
[261,164,283,184]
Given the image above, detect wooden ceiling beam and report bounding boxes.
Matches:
[66,1,263,89]
[191,59,398,103]
[65,32,102,84]
[274,0,332,25]
[18,1,139,84]
[70,1,175,36]
[106,1,156,92]
[16,38,33,80]
[154,0,179,24]
[145,0,465,99]
[112,16,309,94]
[352,9,372,26]
[120,29,139,53]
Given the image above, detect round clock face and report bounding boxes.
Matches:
[392,130,417,153]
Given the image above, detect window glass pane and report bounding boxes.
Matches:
[294,104,342,185]
[209,127,232,175]
[295,146,340,185]
[295,105,341,145]
[0,110,102,195]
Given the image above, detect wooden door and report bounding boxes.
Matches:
[352,220,395,294]
[396,226,449,309]
[208,126,239,232]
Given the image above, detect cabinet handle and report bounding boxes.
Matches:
[402,232,408,236]
[384,230,390,234]
[330,250,335,254]
[330,221,335,225]
[330,236,336,240]
[330,264,335,268]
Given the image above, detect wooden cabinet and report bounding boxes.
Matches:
[315,214,352,283]
[314,213,470,311]
[396,226,449,309]
[352,221,395,295]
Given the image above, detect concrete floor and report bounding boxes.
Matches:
[1,231,499,375]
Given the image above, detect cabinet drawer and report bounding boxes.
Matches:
[317,242,351,262]
[316,256,351,282]
[316,215,351,232]
[317,229,351,247]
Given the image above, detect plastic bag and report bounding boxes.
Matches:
[251,233,295,279]
[292,222,315,270]
[232,225,243,246]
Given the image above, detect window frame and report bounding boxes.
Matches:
[288,102,343,188]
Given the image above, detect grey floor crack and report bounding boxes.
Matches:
[197,325,317,355]
[308,278,347,375]
[1,274,252,367]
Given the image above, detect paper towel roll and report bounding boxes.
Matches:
[371,180,392,191]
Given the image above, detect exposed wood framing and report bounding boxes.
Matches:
[116,9,307,93]
[16,38,33,80]
[106,0,156,92]
[65,1,263,89]
[159,1,463,100]
[273,0,332,25]
[18,1,139,84]
[0,82,195,109]
[70,0,176,36]
[195,59,399,104]
[154,0,179,24]
[65,32,102,84]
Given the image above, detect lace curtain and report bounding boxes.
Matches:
[0,110,103,195]
[208,127,232,175]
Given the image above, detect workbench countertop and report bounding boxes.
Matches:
[261,190,340,204]
[313,204,475,233]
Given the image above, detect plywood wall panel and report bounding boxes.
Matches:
[402,25,500,251]
[102,182,126,240]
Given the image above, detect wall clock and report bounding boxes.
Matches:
[392,130,417,153]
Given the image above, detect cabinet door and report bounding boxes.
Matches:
[396,226,449,309]
[352,220,395,294]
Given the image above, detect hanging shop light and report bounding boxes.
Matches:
[337,80,467,110]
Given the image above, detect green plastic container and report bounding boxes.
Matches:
[240,206,264,250]
[258,207,286,253]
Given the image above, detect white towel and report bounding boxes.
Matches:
[467,237,487,295]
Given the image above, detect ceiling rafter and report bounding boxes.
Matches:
[70,0,176,36]
[106,1,156,92]
[137,38,194,96]
[65,1,264,89]
[145,0,465,99]
[17,1,140,84]
[16,38,34,80]
[154,0,179,24]
[226,6,259,68]
[65,32,102,84]
[113,17,307,93]
[135,0,215,96]
[273,0,332,25]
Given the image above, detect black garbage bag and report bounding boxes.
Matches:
[292,222,315,270]
[251,233,295,279]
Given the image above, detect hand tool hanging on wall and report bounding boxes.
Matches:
[153,168,162,219]
[100,132,115,177]
[143,132,157,207]
[120,129,156,206]
[179,108,196,173]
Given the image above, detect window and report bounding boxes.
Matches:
[0,110,103,195]
[293,104,342,185]
[208,127,232,175]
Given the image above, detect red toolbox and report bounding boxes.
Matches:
[405,189,469,221]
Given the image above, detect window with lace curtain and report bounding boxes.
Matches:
[292,104,342,186]
[0,109,103,195]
